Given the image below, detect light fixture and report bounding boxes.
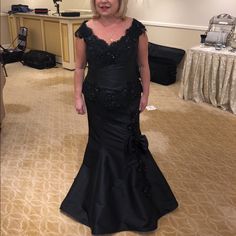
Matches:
[53,0,62,16]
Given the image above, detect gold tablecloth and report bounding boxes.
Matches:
[179,46,236,114]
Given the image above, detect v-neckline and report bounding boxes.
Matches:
[85,19,135,47]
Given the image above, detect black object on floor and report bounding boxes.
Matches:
[22,50,56,69]
[148,43,185,85]
[0,27,28,77]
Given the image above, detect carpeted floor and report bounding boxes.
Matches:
[1,62,236,236]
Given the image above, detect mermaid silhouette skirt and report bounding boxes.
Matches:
[60,65,178,235]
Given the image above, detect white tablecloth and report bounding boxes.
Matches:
[179,46,236,114]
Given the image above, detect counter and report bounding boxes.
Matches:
[8,12,92,69]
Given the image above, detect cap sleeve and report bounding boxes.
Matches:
[133,19,147,37]
[75,21,88,39]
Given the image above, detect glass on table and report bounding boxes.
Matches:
[200,34,207,47]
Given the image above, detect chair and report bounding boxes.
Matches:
[0,27,28,77]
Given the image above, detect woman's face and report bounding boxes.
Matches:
[95,0,120,17]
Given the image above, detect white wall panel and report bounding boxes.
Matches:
[127,0,236,27]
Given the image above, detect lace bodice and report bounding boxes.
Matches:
[75,18,146,68]
[75,19,146,110]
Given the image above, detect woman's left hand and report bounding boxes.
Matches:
[139,94,148,112]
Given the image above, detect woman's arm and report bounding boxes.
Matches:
[74,37,87,114]
[138,32,150,112]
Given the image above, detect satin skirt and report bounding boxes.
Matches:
[60,64,178,234]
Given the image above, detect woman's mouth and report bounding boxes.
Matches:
[99,5,111,11]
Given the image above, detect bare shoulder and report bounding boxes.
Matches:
[123,17,133,27]
[86,19,95,28]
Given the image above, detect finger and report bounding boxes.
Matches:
[76,108,83,114]
[139,101,142,111]
[83,104,87,113]
[141,103,147,112]
[78,106,86,114]
[139,104,144,112]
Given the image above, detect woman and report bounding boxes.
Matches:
[60,0,178,234]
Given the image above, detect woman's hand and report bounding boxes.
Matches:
[139,94,148,112]
[75,95,86,115]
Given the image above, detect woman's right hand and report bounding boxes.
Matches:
[75,95,86,115]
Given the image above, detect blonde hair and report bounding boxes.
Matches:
[90,0,128,19]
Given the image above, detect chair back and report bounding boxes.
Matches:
[17,27,28,51]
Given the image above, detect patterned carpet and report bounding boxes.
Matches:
[1,63,236,236]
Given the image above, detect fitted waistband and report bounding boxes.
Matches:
[85,63,140,89]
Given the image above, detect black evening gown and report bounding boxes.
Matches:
[60,19,178,235]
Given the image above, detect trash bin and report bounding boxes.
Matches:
[148,43,185,85]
